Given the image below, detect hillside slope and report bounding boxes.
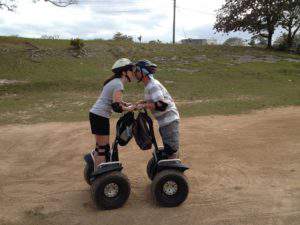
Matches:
[0,36,300,124]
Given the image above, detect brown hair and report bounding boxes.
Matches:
[103,65,133,86]
[103,73,122,86]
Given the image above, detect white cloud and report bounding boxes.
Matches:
[0,0,252,42]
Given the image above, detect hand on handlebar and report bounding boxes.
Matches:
[135,103,147,110]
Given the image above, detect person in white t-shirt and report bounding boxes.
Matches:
[134,60,180,159]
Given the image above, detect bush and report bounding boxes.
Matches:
[148,40,162,44]
[70,38,85,50]
[274,34,300,52]
[277,41,290,51]
[223,37,245,46]
[113,32,133,42]
[249,35,267,47]
[296,44,300,54]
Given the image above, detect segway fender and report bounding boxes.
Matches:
[157,160,189,173]
[91,162,123,181]
[84,153,94,166]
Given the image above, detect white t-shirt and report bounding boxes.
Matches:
[144,78,180,127]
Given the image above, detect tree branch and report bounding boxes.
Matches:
[292,24,300,37]
[0,1,16,11]
[44,0,77,7]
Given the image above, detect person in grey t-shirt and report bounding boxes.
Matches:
[134,59,180,160]
[89,58,135,169]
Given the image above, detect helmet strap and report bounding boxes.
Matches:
[125,72,131,82]
[136,66,143,82]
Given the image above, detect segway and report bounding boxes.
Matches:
[134,110,189,207]
[83,112,134,210]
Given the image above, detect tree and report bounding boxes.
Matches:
[138,35,142,43]
[280,0,300,48]
[0,0,16,11]
[214,0,284,48]
[113,32,133,42]
[223,37,245,46]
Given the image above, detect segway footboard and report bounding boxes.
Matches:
[156,159,189,173]
[91,162,123,182]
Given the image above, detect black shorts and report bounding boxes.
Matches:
[89,112,110,135]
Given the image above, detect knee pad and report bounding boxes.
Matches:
[95,143,110,161]
[95,143,110,154]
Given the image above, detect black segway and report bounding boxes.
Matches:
[83,112,134,210]
[134,111,189,207]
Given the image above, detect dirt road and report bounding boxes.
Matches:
[0,107,299,225]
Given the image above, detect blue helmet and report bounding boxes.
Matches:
[135,59,157,76]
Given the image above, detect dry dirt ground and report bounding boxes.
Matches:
[0,107,299,225]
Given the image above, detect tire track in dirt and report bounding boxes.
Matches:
[1,107,300,225]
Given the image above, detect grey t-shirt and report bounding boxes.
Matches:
[90,78,124,118]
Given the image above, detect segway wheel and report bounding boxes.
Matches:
[146,157,156,180]
[84,163,94,185]
[91,171,131,210]
[151,169,189,207]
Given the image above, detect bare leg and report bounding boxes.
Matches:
[94,135,109,170]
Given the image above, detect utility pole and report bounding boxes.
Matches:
[173,0,176,44]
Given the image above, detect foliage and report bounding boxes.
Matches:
[275,33,300,52]
[223,37,245,46]
[148,39,162,44]
[0,0,16,11]
[70,38,84,50]
[214,0,284,48]
[279,0,300,49]
[113,32,133,42]
[249,35,267,47]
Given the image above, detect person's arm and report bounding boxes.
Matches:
[121,101,133,107]
[138,86,168,111]
[144,101,168,111]
[112,90,134,112]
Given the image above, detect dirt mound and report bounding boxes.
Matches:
[0,107,300,225]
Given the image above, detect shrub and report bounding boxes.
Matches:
[113,32,133,42]
[70,38,85,50]
[223,37,245,46]
[148,39,162,44]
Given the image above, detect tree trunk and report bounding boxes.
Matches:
[286,30,293,48]
[267,32,273,48]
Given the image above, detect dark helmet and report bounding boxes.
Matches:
[135,59,157,76]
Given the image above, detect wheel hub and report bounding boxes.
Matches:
[163,180,178,196]
[104,183,119,198]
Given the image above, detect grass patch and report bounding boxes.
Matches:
[0,36,300,124]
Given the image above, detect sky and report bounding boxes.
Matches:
[0,0,254,43]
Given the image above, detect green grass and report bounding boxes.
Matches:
[0,36,300,125]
